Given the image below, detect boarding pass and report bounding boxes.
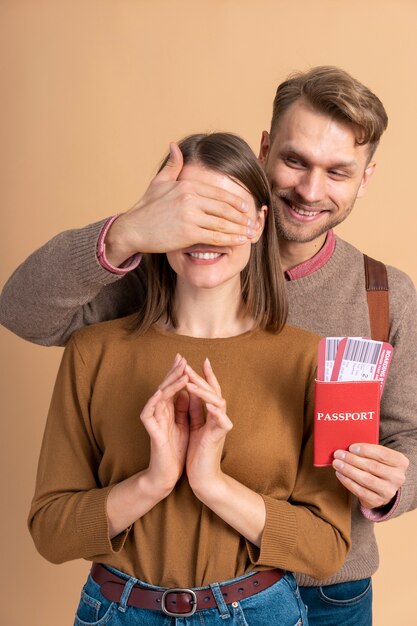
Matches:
[318,336,393,394]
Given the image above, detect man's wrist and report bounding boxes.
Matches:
[97,215,142,275]
[360,489,401,522]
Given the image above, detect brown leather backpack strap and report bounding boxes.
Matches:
[364,254,390,342]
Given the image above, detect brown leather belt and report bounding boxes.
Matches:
[91,563,284,617]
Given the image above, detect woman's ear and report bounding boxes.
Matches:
[251,205,268,243]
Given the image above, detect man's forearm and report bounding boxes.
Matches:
[0,219,144,345]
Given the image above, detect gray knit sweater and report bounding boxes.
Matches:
[1,219,417,585]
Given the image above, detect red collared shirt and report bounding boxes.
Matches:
[284,230,336,281]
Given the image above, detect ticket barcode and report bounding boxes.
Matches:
[325,338,342,362]
[344,338,381,365]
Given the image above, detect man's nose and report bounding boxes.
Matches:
[294,169,326,203]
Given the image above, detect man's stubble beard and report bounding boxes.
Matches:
[271,190,355,244]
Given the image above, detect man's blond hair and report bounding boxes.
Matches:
[271,66,388,158]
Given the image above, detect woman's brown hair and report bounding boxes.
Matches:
[134,132,287,334]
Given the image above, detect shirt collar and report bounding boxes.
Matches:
[284,230,336,281]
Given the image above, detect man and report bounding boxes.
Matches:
[257,67,415,625]
[1,66,415,625]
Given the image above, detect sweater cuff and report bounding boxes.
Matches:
[67,219,124,288]
[360,489,401,522]
[246,495,297,567]
[75,486,130,557]
[97,215,142,275]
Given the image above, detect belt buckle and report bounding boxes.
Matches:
[161,588,197,617]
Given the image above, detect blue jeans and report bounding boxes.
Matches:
[74,566,308,625]
[299,578,372,626]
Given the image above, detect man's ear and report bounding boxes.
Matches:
[258,131,271,165]
[251,205,268,243]
[357,161,376,199]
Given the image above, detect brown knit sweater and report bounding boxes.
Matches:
[2,221,416,585]
[28,319,351,587]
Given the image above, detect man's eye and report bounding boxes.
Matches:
[285,157,304,168]
[329,170,348,179]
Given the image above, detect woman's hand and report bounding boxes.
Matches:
[106,355,190,538]
[184,359,265,545]
[185,358,233,495]
[140,354,190,496]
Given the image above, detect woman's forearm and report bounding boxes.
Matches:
[191,473,266,547]
[106,471,171,538]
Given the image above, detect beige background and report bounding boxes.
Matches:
[1,1,416,624]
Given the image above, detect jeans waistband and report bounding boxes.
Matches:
[91,563,284,618]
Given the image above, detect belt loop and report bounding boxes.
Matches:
[117,577,136,613]
[209,582,231,620]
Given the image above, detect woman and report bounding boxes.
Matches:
[28,133,350,625]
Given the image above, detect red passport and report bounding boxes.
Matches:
[314,379,380,466]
